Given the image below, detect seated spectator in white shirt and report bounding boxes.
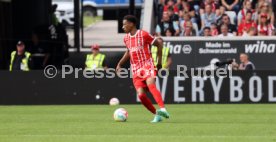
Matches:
[219,14,237,35]
[180,13,192,34]
[182,21,197,36]
[218,24,234,37]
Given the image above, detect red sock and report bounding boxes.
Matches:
[138,93,156,114]
[147,84,165,108]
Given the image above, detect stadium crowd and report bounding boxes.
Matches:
[155,0,276,36]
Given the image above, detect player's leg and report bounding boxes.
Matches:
[137,87,162,123]
[134,78,162,123]
[146,77,165,108]
[136,87,156,114]
[146,77,170,119]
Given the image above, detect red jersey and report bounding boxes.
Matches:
[163,5,179,13]
[238,20,257,35]
[258,24,275,36]
[124,30,156,75]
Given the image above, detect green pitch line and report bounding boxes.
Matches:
[0,104,276,142]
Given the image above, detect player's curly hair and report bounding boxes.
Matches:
[123,15,137,25]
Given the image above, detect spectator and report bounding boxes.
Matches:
[255,0,268,11]
[210,23,219,36]
[238,11,257,36]
[201,4,216,30]
[164,0,179,13]
[237,0,258,25]
[203,27,212,36]
[251,0,259,9]
[216,6,227,25]
[257,1,275,25]
[187,0,201,14]
[180,13,193,34]
[85,44,107,70]
[154,0,274,37]
[219,14,237,35]
[242,27,257,36]
[221,0,240,13]
[183,1,201,26]
[181,1,197,22]
[213,0,221,9]
[156,12,180,36]
[200,0,217,15]
[182,21,196,36]
[174,0,184,17]
[165,28,174,36]
[257,13,275,36]
[238,53,255,70]
[167,6,179,25]
[9,41,32,71]
[218,24,234,37]
[175,0,183,11]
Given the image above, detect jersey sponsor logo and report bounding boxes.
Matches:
[245,41,276,53]
[129,46,144,52]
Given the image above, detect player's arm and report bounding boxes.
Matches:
[116,50,130,72]
[152,38,163,69]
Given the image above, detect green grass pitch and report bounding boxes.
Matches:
[0,104,276,142]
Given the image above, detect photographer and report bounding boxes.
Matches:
[231,53,255,70]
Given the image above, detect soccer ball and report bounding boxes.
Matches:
[109,98,120,106]
[113,108,128,122]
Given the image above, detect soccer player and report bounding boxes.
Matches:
[116,15,170,123]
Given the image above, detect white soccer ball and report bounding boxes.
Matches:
[109,98,120,106]
[113,108,128,122]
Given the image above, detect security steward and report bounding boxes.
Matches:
[9,41,32,71]
[85,44,108,70]
[151,38,172,69]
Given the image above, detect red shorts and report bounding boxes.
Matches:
[132,65,157,90]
